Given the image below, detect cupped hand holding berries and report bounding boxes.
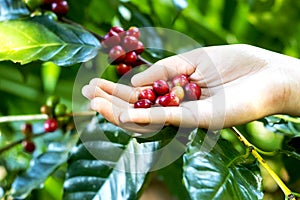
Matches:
[82,44,300,132]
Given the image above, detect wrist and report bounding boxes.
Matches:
[279,55,300,116]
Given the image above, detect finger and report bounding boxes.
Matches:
[89,78,140,103]
[90,97,122,126]
[89,97,163,133]
[120,123,164,134]
[119,105,202,128]
[82,84,111,100]
[131,54,196,87]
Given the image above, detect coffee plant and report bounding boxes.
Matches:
[0,0,300,199]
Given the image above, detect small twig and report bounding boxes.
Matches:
[0,111,96,154]
[0,114,48,123]
[0,132,48,155]
[230,127,296,200]
[171,10,182,26]
[272,114,300,124]
[0,111,96,124]
[137,55,153,66]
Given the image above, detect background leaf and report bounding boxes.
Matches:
[11,130,79,199]
[0,0,30,21]
[183,129,263,200]
[63,117,160,200]
[0,15,100,66]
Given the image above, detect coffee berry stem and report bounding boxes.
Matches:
[137,55,152,66]
[0,111,96,124]
[0,132,48,155]
[230,127,298,200]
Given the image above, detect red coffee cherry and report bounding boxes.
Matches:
[109,45,126,62]
[172,74,189,87]
[121,36,139,51]
[135,41,144,54]
[134,99,152,108]
[51,0,69,16]
[184,82,201,101]
[101,33,121,49]
[139,88,156,102]
[159,93,180,107]
[21,123,33,136]
[155,96,163,105]
[43,0,61,4]
[126,27,140,39]
[116,63,132,75]
[124,51,137,64]
[44,118,59,132]
[22,140,36,153]
[153,80,169,95]
[111,26,124,33]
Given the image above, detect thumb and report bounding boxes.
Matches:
[131,54,196,87]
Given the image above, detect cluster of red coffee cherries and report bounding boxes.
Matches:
[20,96,69,153]
[21,123,36,153]
[41,0,69,16]
[101,26,145,75]
[134,74,201,108]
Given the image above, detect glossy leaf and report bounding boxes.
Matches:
[262,115,300,159]
[157,156,191,200]
[0,0,30,21]
[11,131,79,199]
[0,15,100,66]
[183,129,263,200]
[63,117,160,200]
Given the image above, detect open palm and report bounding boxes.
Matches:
[82,44,294,133]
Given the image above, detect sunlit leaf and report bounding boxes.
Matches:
[183,129,263,200]
[0,0,30,21]
[0,15,100,66]
[63,117,160,200]
[11,131,79,199]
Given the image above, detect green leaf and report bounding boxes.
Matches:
[0,0,30,21]
[183,129,263,200]
[63,117,160,200]
[0,15,100,66]
[221,0,237,30]
[11,131,79,199]
[42,62,61,94]
[157,156,191,200]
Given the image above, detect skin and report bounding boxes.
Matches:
[82,44,300,133]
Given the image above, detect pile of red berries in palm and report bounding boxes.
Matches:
[101,26,145,76]
[41,0,69,16]
[134,74,201,108]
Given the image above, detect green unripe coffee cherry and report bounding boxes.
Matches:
[44,11,58,21]
[245,121,284,152]
[54,103,67,117]
[46,95,60,107]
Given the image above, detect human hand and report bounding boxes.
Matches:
[82,44,300,132]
